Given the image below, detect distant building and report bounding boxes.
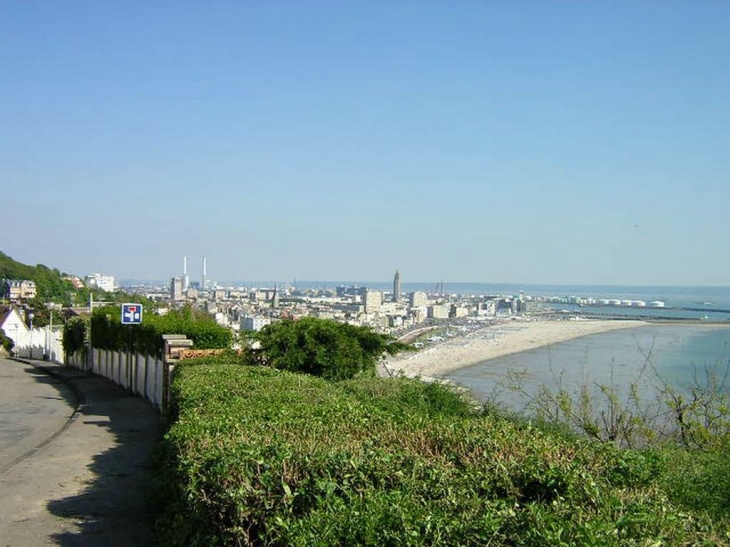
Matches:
[85,273,116,292]
[363,290,382,314]
[272,286,279,309]
[170,277,184,301]
[477,300,497,316]
[392,270,401,302]
[427,305,449,319]
[2,279,37,301]
[450,304,469,318]
[64,275,84,289]
[241,316,271,331]
[409,291,428,308]
[337,285,366,298]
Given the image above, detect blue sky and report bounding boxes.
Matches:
[2,2,729,286]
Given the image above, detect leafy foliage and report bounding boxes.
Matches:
[506,358,730,451]
[0,328,14,352]
[252,317,407,380]
[62,316,89,354]
[63,305,232,357]
[0,250,151,309]
[0,251,77,302]
[154,362,728,546]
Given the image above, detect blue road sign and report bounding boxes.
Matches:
[121,303,143,325]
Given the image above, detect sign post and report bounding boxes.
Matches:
[121,304,143,325]
[121,304,143,392]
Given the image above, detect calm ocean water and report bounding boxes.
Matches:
[444,324,730,414]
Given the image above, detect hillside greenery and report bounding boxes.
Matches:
[1,250,78,302]
[1,250,153,326]
[155,361,730,546]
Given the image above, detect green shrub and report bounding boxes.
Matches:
[0,328,14,352]
[154,362,727,546]
[252,317,407,380]
[63,306,232,357]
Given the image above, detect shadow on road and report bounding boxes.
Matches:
[36,368,164,547]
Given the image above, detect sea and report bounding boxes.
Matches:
[444,323,730,415]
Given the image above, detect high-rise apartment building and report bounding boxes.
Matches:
[170,277,183,301]
[409,291,428,308]
[363,289,382,314]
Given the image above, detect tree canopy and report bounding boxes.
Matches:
[252,317,407,380]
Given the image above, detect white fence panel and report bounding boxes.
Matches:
[65,349,168,412]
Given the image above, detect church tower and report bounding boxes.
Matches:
[393,270,401,302]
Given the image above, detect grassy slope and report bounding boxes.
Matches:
[156,363,728,546]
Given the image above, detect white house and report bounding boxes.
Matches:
[0,307,29,353]
[0,307,64,361]
[2,279,37,301]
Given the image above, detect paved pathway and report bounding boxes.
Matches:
[0,358,163,547]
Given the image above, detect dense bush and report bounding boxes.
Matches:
[155,362,728,546]
[62,316,88,355]
[0,328,14,352]
[252,317,407,380]
[63,306,232,357]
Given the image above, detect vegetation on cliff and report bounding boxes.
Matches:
[155,355,729,546]
[0,251,152,327]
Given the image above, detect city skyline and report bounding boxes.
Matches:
[3,2,729,287]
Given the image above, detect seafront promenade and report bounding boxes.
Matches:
[383,318,646,379]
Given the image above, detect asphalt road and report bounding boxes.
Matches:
[0,358,162,547]
[0,360,77,475]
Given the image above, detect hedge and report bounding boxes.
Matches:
[63,306,232,357]
[154,362,727,546]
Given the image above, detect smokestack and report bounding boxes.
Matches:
[183,255,189,291]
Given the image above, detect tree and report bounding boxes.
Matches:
[252,317,407,380]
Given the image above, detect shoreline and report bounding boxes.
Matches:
[383,319,647,380]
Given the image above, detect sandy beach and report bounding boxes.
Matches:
[383,319,645,379]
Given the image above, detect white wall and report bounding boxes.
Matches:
[2,310,64,363]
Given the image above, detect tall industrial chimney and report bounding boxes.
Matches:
[183,255,189,291]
